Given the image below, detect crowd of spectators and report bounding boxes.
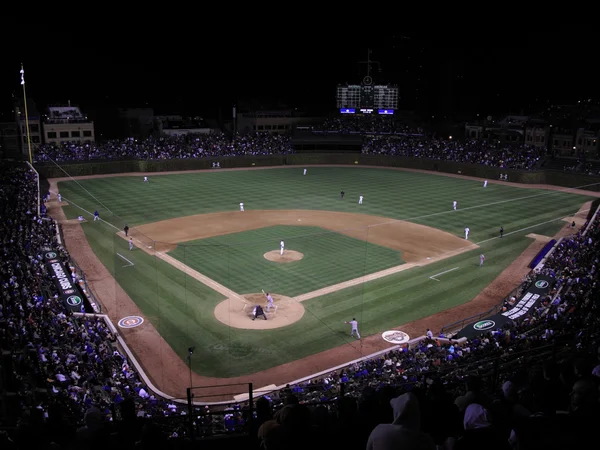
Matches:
[246,210,600,449]
[0,163,191,449]
[362,136,546,170]
[33,132,293,163]
[1,159,599,449]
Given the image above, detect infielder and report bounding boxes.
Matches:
[483,180,488,187]
[58,193,62,203]
[359,195,363,204]
[500,226,504,238]
[480,254,485,266]
[280,240,285,255]
[144,176,148,182]
[129,238,134,251]
[464,226,470,240]
[239,202,244,212]
[345,318,360,339]
[303,168,307,175]
[453,200,457,210]
[265,292,274,312]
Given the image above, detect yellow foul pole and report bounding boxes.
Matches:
[20,64,33,164]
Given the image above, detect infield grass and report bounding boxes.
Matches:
[56,167,595,376]
[169,225,404,297]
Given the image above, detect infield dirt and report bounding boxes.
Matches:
[46,168,600,401]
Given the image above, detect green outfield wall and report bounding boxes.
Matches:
[35,153,600,191]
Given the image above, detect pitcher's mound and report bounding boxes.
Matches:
[264,250,304,263]
[214,293,305,329]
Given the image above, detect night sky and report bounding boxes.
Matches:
[1,25,598,120]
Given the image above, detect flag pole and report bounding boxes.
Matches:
[20,64,33,164]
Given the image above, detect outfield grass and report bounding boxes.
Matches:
[169,225,404,297]
[56,167,595,376]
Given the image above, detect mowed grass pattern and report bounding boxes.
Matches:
[56,167,596,376]
[170,225,404,297]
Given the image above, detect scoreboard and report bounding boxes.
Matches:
[336,76,398,111]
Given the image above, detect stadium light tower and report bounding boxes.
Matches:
[20,64,33,164]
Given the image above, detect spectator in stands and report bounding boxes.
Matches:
[366,392,435,449]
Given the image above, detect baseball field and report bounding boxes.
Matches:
[48,166,595,394]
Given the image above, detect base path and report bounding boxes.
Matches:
[46,171,600,400]
[132,209,468,263]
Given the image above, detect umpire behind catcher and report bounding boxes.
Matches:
[252,304,267,320]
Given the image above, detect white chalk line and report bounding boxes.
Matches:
[53,192,592,300]
[430,267,459,281]
[117,253,135,267]
[50,191,250,303]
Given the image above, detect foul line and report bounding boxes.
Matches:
[429,267,459,281]
[53,192,591,303]
[117,253,135,267]
[474,208,590,245]
[50,191,251,305]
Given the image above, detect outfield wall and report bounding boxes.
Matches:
[35,153,600,191]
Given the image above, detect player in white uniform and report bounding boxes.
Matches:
[303,168,307,175]
[280,240,285,255]
[265,292,274,312]
[465,226,470,240]
[453,200,457,210]
[144,176,148,182]
[345,318,361,339]
[480,254,485,266]
[483,180,488,187]
[58,194,62,203]
[359,195,363,204]
[129,238,134,250]
[240,202,244,212]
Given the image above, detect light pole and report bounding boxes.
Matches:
[20,64,33,164]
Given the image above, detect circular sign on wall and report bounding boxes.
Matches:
[45,252,57,259]
[473,320,495,331]
[118,316,144,328]
[535,280,549,289]
[66,295,82,306]
[382,330,410,345]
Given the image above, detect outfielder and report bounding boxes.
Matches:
[58,193,62,203]
[144,176,148,182]
[453,200,457,210]
[359,195,363,204]
[479,254,485,266]
[280,240,285,255]
[483,180,488,187]
[240,202,244,212]
[94,210,100,221]
[303,168,307,175]
[464,226,470,240]
[265,292,274,312]
[345,318,360,339]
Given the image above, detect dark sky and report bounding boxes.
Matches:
[1,24,598,120]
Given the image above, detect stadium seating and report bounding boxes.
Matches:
[1,155,599,448]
